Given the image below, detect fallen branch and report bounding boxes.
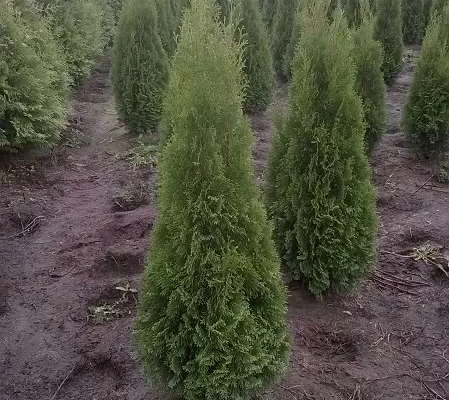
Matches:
[413,175,434,195]
[49,365,76,400]
[0,216,44,240]
[372,276,419,295]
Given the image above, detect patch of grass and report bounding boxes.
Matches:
[124,140,158,170]
[112,181,152,211]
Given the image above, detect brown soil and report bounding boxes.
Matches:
[1,48,449,400]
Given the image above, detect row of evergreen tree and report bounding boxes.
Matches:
[122,0,449,398]
[0,0,122,149]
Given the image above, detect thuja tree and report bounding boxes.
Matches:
[374,0,403,83]
[135,0,289,398]
[403,5,449,172]
[342,0,364,27]
[282,4,301,79]
[266,1,376,296]
[237,0,275,111]
[271,0,300,78]
[112,0,169,134]
[0,0,68,149]
[351,7,387,150]
[402,0,423,44]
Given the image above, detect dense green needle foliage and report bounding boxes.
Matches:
[135,0,289,398]
[374,0,403,83]
[271,0,300,78]
[112,0,169,134]
[404,5,449,168]
[352,11,387,150]
[432,0,449,15]
[282,4,302,79]
[342,0,364,26]
[46,0,109,84]
[262,0,277,32]
[0,0,68,149]
[236,0,274,111]
[266,1,376,296]
[402,0,423,44]
[422,0,433,35]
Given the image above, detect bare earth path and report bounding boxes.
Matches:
[1,48,449,400]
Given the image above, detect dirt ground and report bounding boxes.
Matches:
[1,48,449,400]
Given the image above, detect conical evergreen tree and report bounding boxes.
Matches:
[351,6,387,150]
[236,0,274,111]
[112,0,169,134]
[402,0,423,44]
[266,0,376,296]
[404,5,449,172]
[271,0,300,78]
[136,0,289,398]
[0,0,68,149]
[374,0,403,83]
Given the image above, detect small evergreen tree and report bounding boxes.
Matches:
[237,0,275,111]
[112,0,169,134]
[374,0,403,83]
[0,0,68,149]
[403,5,449,172]
[271,0,300,78]
[402,0,424,44]
[351,6,387,150]
[136,0,289,398]
[267,0,376,296]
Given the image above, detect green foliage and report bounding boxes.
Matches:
[155,0,177,55]
[0,0,68,149]
[271,0,300,78]
[46,0,108,84]
[266,1,376,296]
[237,0,274,111]
[282,4,301,79]
[402,0,423,44]
[352,14,387,150]
[108,0,124,22]
[404,5,449,167]
[135,0,289,398]
[422,0,433,35]
[374,0,403,83]
[262,0,277,32]
[342,0,365,27]
[432,0,449,15]
[112,0,169,134]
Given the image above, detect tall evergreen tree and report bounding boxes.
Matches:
[351,5,387,150]
[271,0,300,78]
[402,0,424,44]
[267,0,376,296]
[136,0,289,398]
[237,0,275,111]
[112,0,169,134]
[374,0,403,83]
[0,0,68,149]
[403,5,449,173]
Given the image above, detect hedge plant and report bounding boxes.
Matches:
[136,1,289,398]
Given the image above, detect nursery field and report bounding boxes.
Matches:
[1,46,449,400]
